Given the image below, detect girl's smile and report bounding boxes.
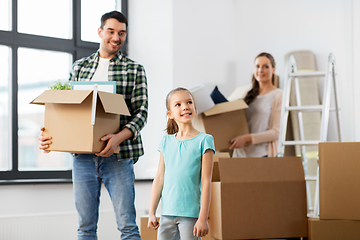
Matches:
[181,112,192,117]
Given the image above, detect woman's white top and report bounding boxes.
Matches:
[243,89,278,157]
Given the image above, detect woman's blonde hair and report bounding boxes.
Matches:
[165,87,196,134]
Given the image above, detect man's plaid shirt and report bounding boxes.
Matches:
[69,50,148,163]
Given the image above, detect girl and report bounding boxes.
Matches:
[148,87,215,240]
[230,52,282,157]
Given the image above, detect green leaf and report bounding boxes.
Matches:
[48,80,72,90]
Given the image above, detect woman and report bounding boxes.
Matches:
[230,52,282,157]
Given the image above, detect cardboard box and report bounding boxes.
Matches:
[193,99,249,151]
[319,142,360,220]
[140,216,215,240]
[140,216,159,240]
[31,90,130,153]
[308,218,360,240]
[209,157,308,239]
[212,151,231,182]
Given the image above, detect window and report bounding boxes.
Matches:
[18,0,72,39]
[0,0,128,183]
[0,46,11,171]
[0,0,11,31]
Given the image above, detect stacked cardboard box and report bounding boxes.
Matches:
[308,142,360,240]
[308,218,360,240]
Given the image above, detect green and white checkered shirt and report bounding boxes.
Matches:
[69,50,148,163]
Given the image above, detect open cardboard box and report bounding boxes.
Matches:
[193,99,249,152]
[209,157,308,239]
[319,142,360,220]
[30,89,130,153]
[212,151,231,182]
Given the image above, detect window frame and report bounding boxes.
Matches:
[0,0,128,184]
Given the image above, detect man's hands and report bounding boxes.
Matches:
[96,134,121,157]
[39,127,51,153]
[96,128,134,157]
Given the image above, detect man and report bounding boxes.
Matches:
[39,11,147,240]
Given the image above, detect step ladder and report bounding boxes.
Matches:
[277,53,342,217]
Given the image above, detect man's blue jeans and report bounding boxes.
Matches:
[72,154,140,240]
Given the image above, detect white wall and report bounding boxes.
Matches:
[172,0,238,95]
[353,0,360,140]
[135,0,358,180]
[1,0,359,238]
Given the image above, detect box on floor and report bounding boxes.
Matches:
[140,216,159,240]
[308,218,360,240]
[319,142,360,220]
[209,157,308,240]
[31,89,130,153]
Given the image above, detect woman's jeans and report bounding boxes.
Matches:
[72,154,140,240]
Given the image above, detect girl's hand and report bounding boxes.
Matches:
[147,214,159,230]
[193,218,209,237]
[229,134,251,149]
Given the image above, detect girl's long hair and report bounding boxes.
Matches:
[244,52,276,105]
[165,87,196,134]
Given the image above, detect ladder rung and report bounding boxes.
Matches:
[286,105,323,111]
[305,176,317,181]
[289,71,326,77]
[282,140,319,146]
[285,106,340,112]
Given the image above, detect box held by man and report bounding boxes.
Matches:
[30,89,130,153]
